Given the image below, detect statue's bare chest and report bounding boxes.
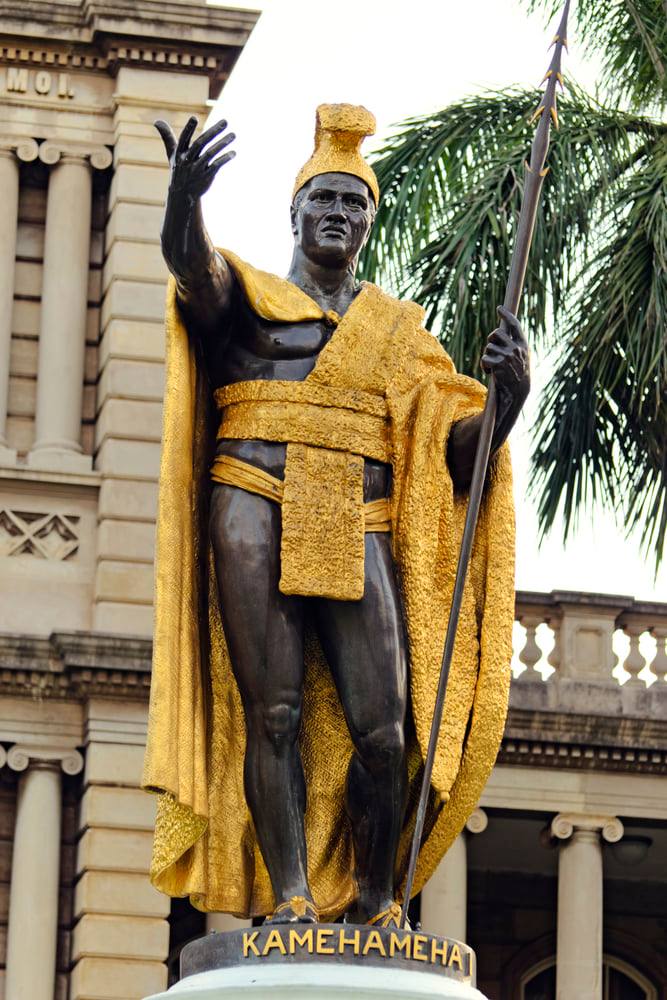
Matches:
[239,312,331,360]
[214,298,335,385]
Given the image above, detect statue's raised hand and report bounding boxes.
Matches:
[155,115,236,202]
[155,116,236,321]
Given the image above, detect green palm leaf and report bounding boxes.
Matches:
[360,0,667,564]
[532,137,667,563]
[360,87,659,375]
[525,0,667,111]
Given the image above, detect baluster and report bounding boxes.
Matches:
[650,626,667,683]
[622,624,647,685]
[546,617,561,679]
[518,615,544,681]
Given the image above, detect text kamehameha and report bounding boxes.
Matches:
[242,927,468,973]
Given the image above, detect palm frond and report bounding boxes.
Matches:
[525,0,667,111]
[360,87,660,376]
[531,137,667,565]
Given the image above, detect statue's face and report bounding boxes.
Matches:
[291,172,375,269]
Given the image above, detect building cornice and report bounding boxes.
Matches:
[0,1,260,98]
[0,1,260,44]
[502,699,667,774]
[499,734,667,775]
[516,588,667,623]
[0,631,151,701]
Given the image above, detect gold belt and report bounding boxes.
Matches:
[210,454,391,533]
[214,380,390,464]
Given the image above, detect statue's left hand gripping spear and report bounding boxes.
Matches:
[400,0,571,929]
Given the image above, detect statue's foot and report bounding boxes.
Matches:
[368,901,408,929]
[344,898,410,929]
[265,895,319,924]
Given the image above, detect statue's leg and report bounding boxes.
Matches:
[313,533,408,921]
[209,484,314,917]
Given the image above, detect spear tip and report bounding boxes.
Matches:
[557,0,572,42]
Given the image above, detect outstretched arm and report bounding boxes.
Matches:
[447,306,530,490]
[155,115,237,338]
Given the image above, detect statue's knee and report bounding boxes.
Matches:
[262,701,300,751]
[356,721,405,770]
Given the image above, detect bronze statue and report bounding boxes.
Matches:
[143,105,527,926]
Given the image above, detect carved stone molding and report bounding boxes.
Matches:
[0,508,79,560]
[499,734,667,775]
[0,135,39,162]
[0,44,231,88]
[0,631,151,701]
[0,44,220,72]
[107,46,218,70]
[0,45,105,69]
[7,743,83,775]
[38,139,112,170]
[550,812,624,844]
[465,808,488,835]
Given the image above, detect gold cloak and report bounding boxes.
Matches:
[142,251,515,919]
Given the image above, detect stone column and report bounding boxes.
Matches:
[551,813,623,1000]
[93,67,204,636]
[28,141,111,473]
[5,744,83,1000]
[0,137,39,464]
[420,808,488,941]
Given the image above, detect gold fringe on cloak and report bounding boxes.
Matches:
[142,250,516,919]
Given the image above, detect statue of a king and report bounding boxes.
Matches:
[143,104,529,927]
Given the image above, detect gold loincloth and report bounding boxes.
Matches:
[210,453,391,533]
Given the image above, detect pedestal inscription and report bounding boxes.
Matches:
[183,925,473,981]
[145,925,488,1000]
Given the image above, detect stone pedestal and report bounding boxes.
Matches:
[144,926,488,1000]
[146,963,487,999]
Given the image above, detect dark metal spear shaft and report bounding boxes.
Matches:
[400,0,571,929]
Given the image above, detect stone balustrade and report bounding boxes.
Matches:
[514,590,667,687]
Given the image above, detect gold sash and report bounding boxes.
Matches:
[213,381,391,600]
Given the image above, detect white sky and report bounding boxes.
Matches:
[203,0,666,602]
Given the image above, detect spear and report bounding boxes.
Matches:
[400,0,571,929]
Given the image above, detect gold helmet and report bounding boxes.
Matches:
[293,103,379,206]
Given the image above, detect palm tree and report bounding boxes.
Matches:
[360,0,667,566]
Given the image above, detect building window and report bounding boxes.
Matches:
[522,957,657,1000]
[522,961,555,1000]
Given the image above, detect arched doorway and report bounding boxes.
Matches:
[521,956,658,1000]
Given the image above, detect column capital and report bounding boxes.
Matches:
[0,136,39,163]
[551,811,624,844]
[465,808,488,835]
[38,140,112,171]
[7,743,83,776]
